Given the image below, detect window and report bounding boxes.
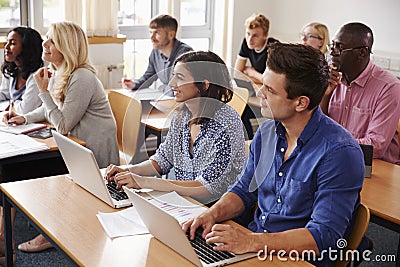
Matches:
[118,0,214,78]
[0,0,21,32]
[0,0,65,35]
[42,0,65,29]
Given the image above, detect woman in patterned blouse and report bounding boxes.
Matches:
[106,51,246,204]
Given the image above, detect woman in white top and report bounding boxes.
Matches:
[2,21,119,258]
[0,26,43,114]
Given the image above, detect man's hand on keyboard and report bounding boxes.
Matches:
[204,224,253,254]
[182,211,216,241]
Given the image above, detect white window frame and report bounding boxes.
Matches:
[118,0,214,49]
[0,0,60,35]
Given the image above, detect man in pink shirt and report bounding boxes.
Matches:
[321,22,400,165]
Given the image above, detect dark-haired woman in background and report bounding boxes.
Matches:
[0,26,43,113]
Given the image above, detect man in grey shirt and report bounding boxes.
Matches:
[122,14,193,93]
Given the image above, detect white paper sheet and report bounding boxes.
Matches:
[97,207,149,238]
[0,101,9,111]
[146,191,207,224]
[97,191,207,237]
[0,131,49,159]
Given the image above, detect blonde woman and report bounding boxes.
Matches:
[2,21,119,257]
[300,22,330,56]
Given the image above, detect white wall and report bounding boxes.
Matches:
[227,0,400,68]
[89,43,124,89]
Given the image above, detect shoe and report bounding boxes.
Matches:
[0,253,16,266]
[18,235,53,253]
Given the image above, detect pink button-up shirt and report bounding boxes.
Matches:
[328,61,400,165]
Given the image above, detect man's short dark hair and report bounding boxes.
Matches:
[267,43,329,110]
[342,22,374,50]
[149,14,178,32]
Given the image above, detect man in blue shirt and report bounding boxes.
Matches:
[122,14,193,93]
[183,43,365,266]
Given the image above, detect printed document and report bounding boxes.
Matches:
[0,132,49,159]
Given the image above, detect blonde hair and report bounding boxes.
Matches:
[49,21,96,103]
[244,13,270,35]
[302,22,330,53]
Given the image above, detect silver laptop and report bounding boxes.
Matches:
[123,187,256,267]
[52,130,131,208]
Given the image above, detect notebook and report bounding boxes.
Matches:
[233,78,256,97]
[0,122,46,135]
[123,187,257,267]
[52,130,131,208]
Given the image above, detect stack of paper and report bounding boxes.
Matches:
[0,132,49,159]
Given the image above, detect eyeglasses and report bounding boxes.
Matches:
[327,42,372,56]
[300,33,323,40]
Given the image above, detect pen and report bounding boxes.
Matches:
[7,99,13,128]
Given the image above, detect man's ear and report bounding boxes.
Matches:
[168,30,176,40]
[296,96,310,112]
[359,47,370,58]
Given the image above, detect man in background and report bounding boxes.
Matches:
[234,13,279,84]
[321,22,400,165]
[234,13,279,139]
[122,14,193,93]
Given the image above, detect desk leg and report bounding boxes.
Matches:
[397,236,399,267]
[144,127,162,149]
[2,193,13,267]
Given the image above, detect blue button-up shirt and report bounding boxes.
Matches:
[229,107,364,265]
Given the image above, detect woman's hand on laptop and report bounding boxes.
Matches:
[182,211,216,241]
[114,171,143,190]
[204,224,254,254]
[105,164,129,182]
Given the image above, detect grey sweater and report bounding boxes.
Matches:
[25,68,119,168]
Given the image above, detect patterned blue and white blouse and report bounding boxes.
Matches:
[150,103,246,202]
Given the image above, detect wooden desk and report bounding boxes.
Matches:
[0,175,312,267]
[361,159,400,266]
[0,135,85,182]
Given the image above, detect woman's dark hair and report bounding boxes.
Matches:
[173,51,233,125]
[174,50,233,103]
[1,26,44,80]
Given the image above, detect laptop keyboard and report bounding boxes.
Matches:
[106,182,128,201]
[186,227,235,264]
